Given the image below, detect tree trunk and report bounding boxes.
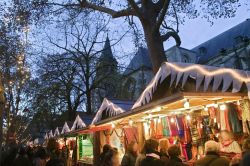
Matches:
[86,89,92,114]
[143,23,167,74]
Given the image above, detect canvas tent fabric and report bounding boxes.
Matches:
[71,115,86,131]
[91,98,127,124]
[48,130,54,138]
[61,122,71,134]
[132,62,250,109]
[54,127,60,137]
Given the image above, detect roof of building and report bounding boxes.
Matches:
[108,99,134,111]
[99,36,117,63]
[124,47,152,75]
[76,112,94,126]
[193,19,250,64]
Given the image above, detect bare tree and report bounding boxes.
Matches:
[31,0,248,73]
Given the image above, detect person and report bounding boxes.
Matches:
[121,141,138,166]
[46,149,64,166]
[159,139,170,160]
[195,140,230,166]
[101,148,120,166]
[140,139,166,166]
[219,130,241,154]
[135,142,146,166]
[240,152,250,166]
[33,147,47,166]
[99,144,112,165]
[13,146,32,166]
[166,145,186,166]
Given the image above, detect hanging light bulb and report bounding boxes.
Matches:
[184,99,190,109]
[213,101,218,108]
[155,106,161,112]
[204,105,208,111]
[237,100,240,106]
[129,119,133,126]
[186,115,191,121]
[219,104,226,111]
[170,117,175,123]
[111,123,115,128]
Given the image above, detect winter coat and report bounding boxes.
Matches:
[140,154,166,166]
[195,152,230,166]
[135,153,146,166]
[121,152,137,166]
[165,156,187,166]
[13,155,32,166]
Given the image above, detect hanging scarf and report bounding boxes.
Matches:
[162,117,170,136]
[176,116,184,137]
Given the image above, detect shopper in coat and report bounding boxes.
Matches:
[121,141,138,166]
[195,140,230,166]
[140,139,166,166]
[166,145,187,166]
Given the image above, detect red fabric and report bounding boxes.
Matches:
[155,119,163,138]
[224,109,232,131]
[182,143,188,160]
[236,104,243,120]
[168,116,178,136]
[183,118,192,143]
[150,120,155,137]
[124,127,138,144]
[209,107,216,119]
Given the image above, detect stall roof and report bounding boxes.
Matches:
[61,121,73,134]
[71,115,87,131]
[132,62,250,109]
[91,98,134,125]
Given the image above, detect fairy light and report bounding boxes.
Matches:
[184,99,190,109]
[129,119,133,126]
[170,117,175,123]
[155,106,161,112]
[237,100,241,106]
[204,105,208,111]
[219,104,226,111]
[186,115,191,121]
[213,101,218,108]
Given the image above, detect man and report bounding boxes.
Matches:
[195,140,229,166]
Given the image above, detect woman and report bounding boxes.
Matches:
[167,145,187,166]
[121,141,138,166]
[140,139,166,166]
[159,138,170,160]
[101,148,120,166]
[219,130,241,154]
[99,144,112,165]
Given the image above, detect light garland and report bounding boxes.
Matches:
[132,62,250,109]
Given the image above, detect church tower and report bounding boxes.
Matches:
[94,36,120,110]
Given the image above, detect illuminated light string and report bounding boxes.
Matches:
[91,98,125,125]
[71,115,86,131]
[61,122,71,135]
[132,62,250,109]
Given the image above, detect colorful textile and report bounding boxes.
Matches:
[220,109,227,130]
[155,118,163,138]
[176,116,184,137]
[162,117,170,136]
[150,119,155,137]
[240,100,250,122]
[123,127,138,144]
[143,122,150,139]
[168,116,178,136]
[227,103,242,133]
[190,124,199,145]
[183,119,192,143]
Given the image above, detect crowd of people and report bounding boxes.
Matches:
[1,139,69,166]
[99,130,250,166]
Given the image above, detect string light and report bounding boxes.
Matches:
[111,123,115,128]
[186,115,191,121]
[170,117,175,123]
[219,104,226,111]
[155,106,161,112]
[213,101,218,108]
[237,100,241,106]
[184,99,190,109]
[204,106,208,111]
[129,119,133,126]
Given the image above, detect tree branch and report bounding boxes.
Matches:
[154,0,170,33]
[161,31,181,46]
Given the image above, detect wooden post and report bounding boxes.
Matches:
[93,131,100,166]
[0,72,6,164]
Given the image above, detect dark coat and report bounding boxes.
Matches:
[140,156,166,166]
[165,156,187,166]
[121,152,137,166]
[12,155,32,166]
[195,152,230,166]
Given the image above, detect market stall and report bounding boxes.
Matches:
[90,98,134,165]
[93,62,250,165]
